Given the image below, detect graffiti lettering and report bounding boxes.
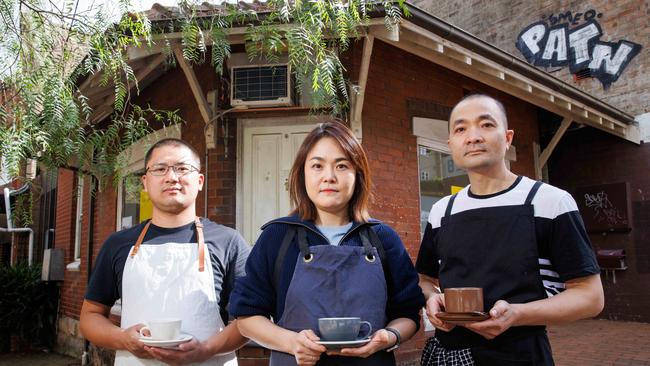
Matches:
[584,191,627,226]
[516,11,642,88]
[545,9,600,26]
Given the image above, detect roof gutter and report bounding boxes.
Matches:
[403,3,636,125]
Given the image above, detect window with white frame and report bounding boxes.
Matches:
[413,117,470,234]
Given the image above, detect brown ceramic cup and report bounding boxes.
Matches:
[443,287,484,313]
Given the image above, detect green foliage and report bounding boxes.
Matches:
[0,0,406,186]
[241,0,408,115]
[0,262,59,351]
[12,190,33,226]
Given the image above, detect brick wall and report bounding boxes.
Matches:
[413,0,649,117]
[56,168,83,319]
[549,127,650,322]
[362,39,539,252]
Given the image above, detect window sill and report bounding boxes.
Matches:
[66,260,81,271]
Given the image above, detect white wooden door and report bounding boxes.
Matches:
[242,124,315,244]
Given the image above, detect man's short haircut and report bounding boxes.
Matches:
[450,93,508,129]
[144,138,202,171]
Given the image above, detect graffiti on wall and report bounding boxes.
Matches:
[516,9,642,88]
[574,182,631,232]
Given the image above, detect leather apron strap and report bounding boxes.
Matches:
[194,216,206,272]
[130,217,205,272]
[130,220,152,257]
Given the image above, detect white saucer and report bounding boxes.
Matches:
[316,337,371,349]
[140,333,193,348]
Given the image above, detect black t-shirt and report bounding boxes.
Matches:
[85,218,250,320]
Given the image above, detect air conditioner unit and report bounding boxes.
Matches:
[230,63,292,108]
[228,54,293,108]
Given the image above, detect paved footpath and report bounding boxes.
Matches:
[0,350,78,366]
[549,319,650,365]
[0,319,649,365]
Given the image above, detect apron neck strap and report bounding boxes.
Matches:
[195,216,205,272]
[444,194,458,218]
[297,227,312,259]
[130,220,152,257]
[524,181,543,206]
[358,228,376,257]
[130,217,206,272]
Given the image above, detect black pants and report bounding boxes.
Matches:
[471,332,554,366]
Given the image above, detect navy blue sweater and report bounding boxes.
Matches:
[229,216,424,327]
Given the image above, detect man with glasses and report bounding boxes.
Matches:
[80,138,250,365]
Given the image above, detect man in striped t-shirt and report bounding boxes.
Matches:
[416,94,603,366]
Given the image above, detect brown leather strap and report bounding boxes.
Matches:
[195,216,205,272]
[131,220,152,257]
[130,217,205,272]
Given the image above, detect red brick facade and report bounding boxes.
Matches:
[55,168,83,319]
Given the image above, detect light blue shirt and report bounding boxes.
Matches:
[317,222,353,246]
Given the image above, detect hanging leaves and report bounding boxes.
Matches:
[0,0,406,185]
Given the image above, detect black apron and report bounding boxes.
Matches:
[435,181,555,366]
[270,226,395,366]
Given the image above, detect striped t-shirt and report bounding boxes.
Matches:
[416,176,600,298]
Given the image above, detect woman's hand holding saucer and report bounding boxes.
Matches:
[327,329,391,358]
[293,329,326,365]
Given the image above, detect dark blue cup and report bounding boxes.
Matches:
[318,317,372,341]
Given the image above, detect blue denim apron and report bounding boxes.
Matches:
[269,226,396,366]
[435,181,555,365]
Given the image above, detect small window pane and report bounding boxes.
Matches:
[120,173,145,229]
[419,146,470,233]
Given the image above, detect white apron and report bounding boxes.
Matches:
[114,218,237,366]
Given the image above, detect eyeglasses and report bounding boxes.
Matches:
[146,163,199,176]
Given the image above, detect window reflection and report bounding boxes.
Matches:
[418,146,469,233]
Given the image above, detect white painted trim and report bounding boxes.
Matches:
[66,260,80,271]
[74,175,84,261]
[350,35,375,140]
[416,136,449,154]
[173,47,212,124]
[412,117,449,148]
[637,112,650,143]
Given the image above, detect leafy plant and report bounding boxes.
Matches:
[0,0,407,186]
[0,262,59,352]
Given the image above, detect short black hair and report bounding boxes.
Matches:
[450,93,508,129]
[144,138,201,170]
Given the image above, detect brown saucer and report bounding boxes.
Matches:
[436,311,490,324]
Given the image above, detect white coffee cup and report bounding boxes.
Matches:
[139,318,182,340]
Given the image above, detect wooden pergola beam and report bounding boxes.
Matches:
[350,34,374,140]
[539,117,572,168]
[173,47,212,124]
